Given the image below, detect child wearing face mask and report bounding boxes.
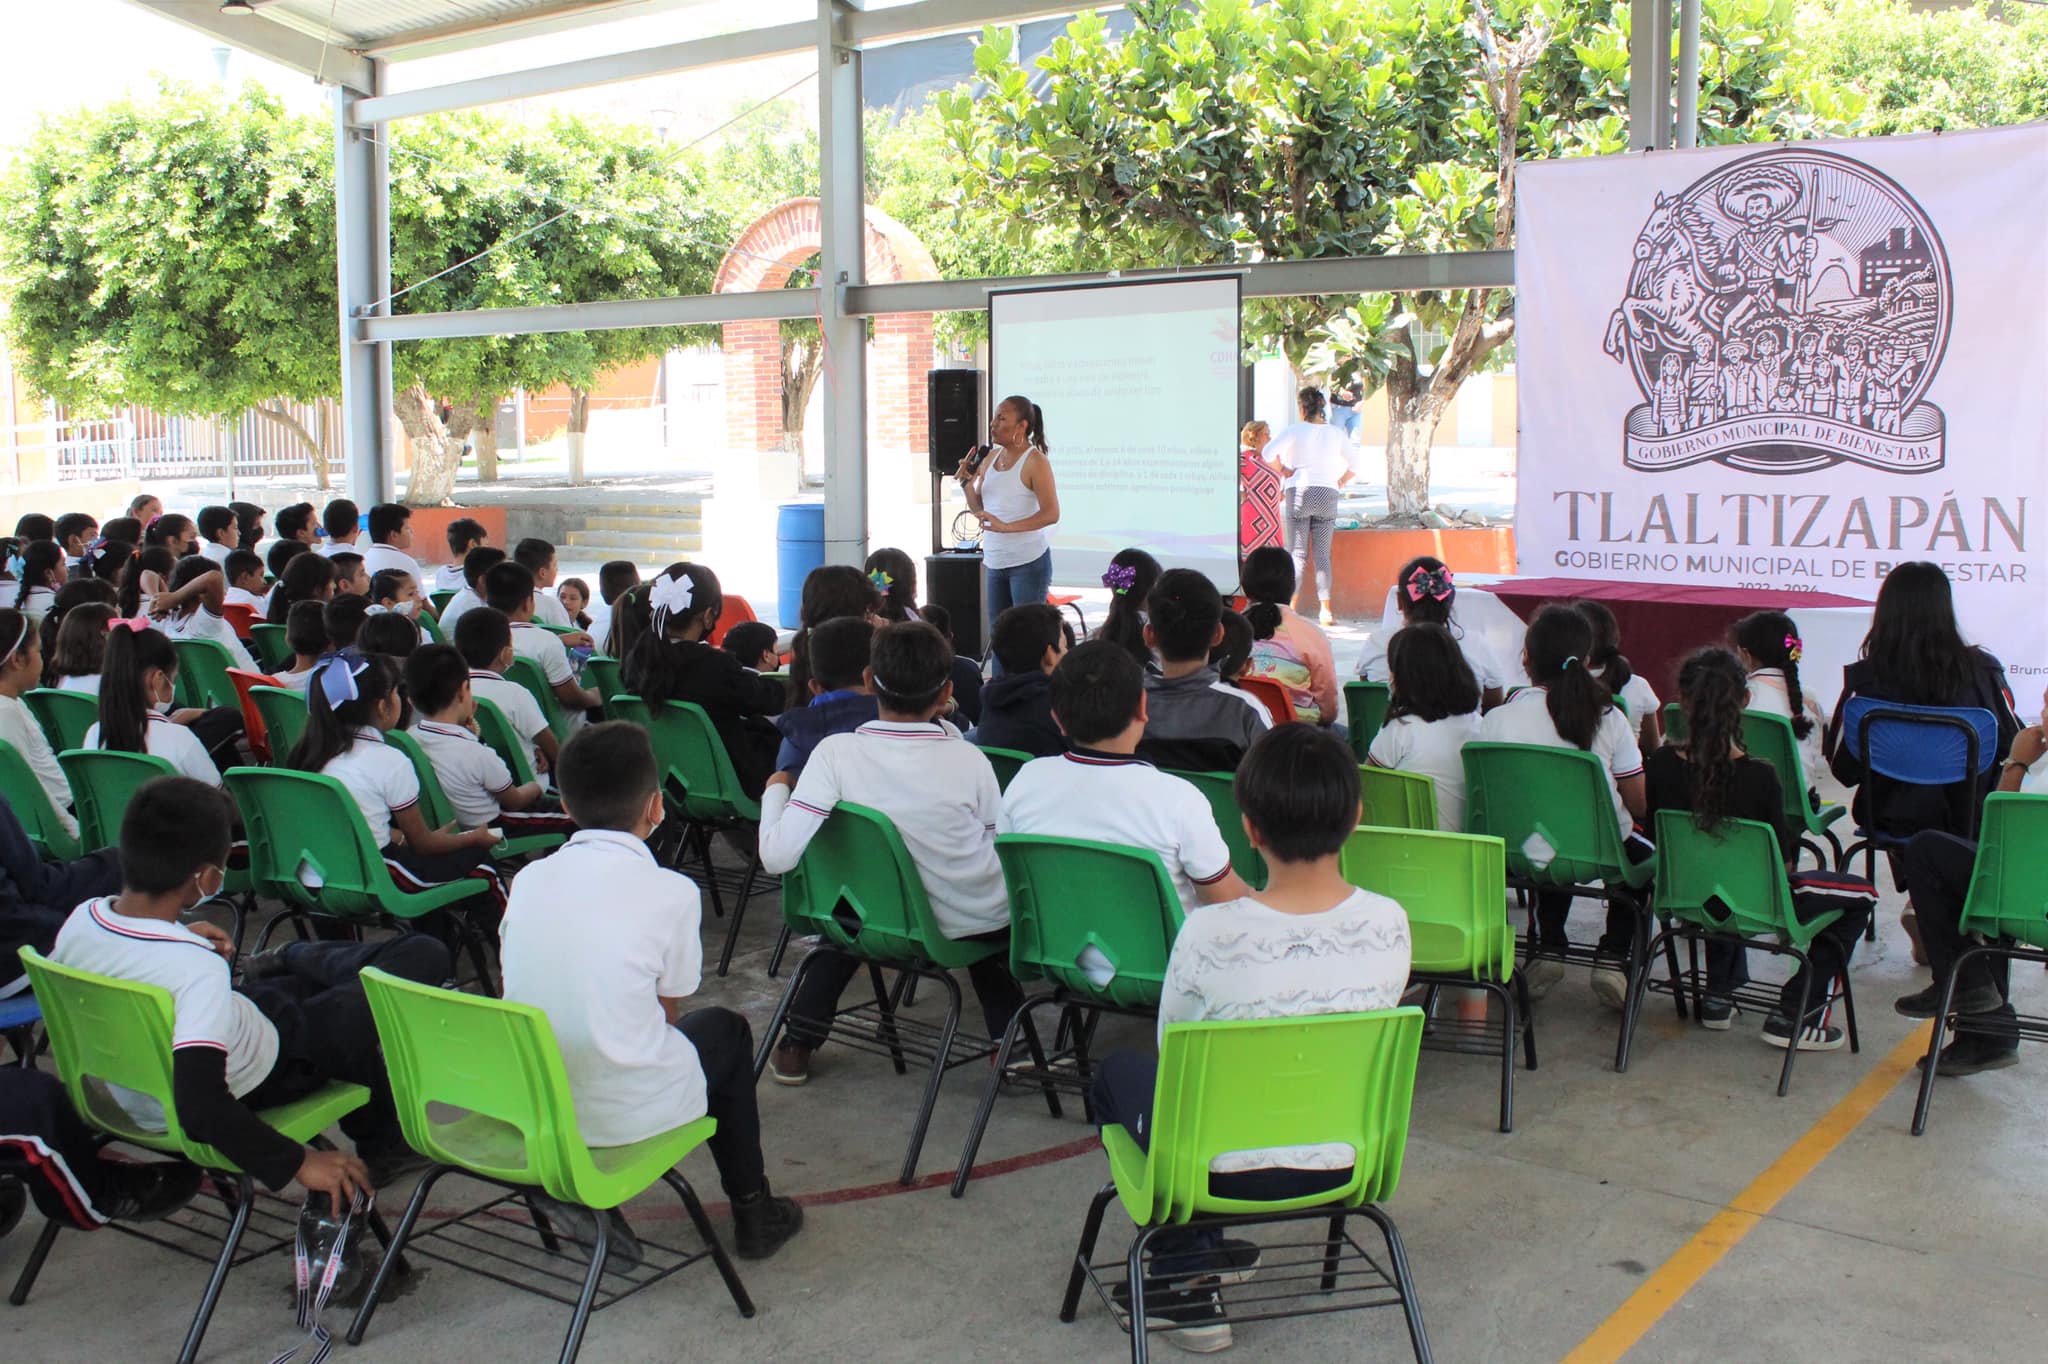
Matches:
[371,568,431,645]
[83,622,226,787]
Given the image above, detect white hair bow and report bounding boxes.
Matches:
[649,570,695,629]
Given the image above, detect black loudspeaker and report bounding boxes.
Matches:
[928,369,982,475]
[925,551,986,659]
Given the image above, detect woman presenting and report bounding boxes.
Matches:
[957,393,1061,614]
[1265,386,1360,627]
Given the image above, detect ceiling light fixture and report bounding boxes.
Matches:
[219,0,259,14]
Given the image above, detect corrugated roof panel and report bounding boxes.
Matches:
[259,0,664,51]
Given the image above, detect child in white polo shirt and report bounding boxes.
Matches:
[758,619,1024,1085]
[153,557,257,673]
[1366,622,1482,832]
[500,722,803,1261]
[454,607,559,778]
[404,643,576,838]
[483,560,600,723]
[999,639,1246,914]
[437,546,504,638]
[222,550,271,614]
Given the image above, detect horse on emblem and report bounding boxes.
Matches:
[1604,192,1735,363]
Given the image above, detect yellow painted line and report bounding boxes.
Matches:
[1562,1022,1933,1363]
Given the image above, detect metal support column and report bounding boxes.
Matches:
[335,79,394,505]
[1676,0,1701,149]
[1628,0,1674,151]
[816,0,868,566]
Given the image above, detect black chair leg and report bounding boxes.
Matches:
[714,850,763,977]
[752,950,817,1080]
[1617,928,1672,1075]
[1776,950,1815,1098]
[176,1172,255,1364]
[1060,1182,1116,1322]
[1514,972,1538,1072]
[527,1191,565,1253]
[1126,1222,1161,1364]
[766,924,792,978]
[953,1000,1033,1197]
[7,1216,61,1306]
[1318,1211,1347,1291]
[1840,968,1861,1054]
[557,1209,609,1364]
[1018,1010,1063,1119]
[871,964,909,1075]
[660,1169,755,1318]
[1489,980,1516,1134]
[349,1166,449,1345]
[899,971,964,1186]
[1360,1203,1433,1364]
[1911,955,1969,1135]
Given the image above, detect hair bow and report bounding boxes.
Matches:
[867,569,894,592]
[648,569,695,631]
[318,655,369,709]
[3,553,22,580]
[1783,633,1803,664]
[1404,565,1455,602]
[1102,563,1138,595]
[145,514,163,529]
[107,616,152,634]
[365,603,391,616]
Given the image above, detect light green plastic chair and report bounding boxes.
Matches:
[170,637,241,712]
[345,968,754,1362]
[1167,769,1266,890]
[1629,809,1861,1097]
[951,835,1184,1196]
[23,688,97,753]
[978,745,1035,792]
[1342,826,1527,1132]
[646,700,764,977]
[387,727,564,862]
[1357,765,1438,832]
[758,802,1006,1185]
[1912,792,2048,1133]
[1344,680,1392,762]
[248,684,309,766]
[15,947,371,1364]
[57,748,175,852]
[247,622,292,672]
[1059,1010,1432,1363]
[0,738,81,859]
[507,655,573,741]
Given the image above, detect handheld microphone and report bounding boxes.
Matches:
[962,443,994,475]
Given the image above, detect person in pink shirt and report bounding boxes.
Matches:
[1239,546,1339,727]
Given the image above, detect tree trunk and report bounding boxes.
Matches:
[472,399,500,483]
[391,382,462,507]
[1381,360,1451,522]
[247,401,329,490]
[781,338,824,455]
[566,387,590,485]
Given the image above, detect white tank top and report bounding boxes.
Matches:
[979,446,1048,569]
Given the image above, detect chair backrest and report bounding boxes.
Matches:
[358,967,592,1197]
[17,948,189,1153]
[1340,826,1509,979]
[170,637,240,711]
[1651,809,1817,945]
[57,749,177,852]
[1343,681,1392,762]
[505,656,571,740]
[247,622,293,672]
[1166,769,1267,890]
[606,691,653,729]
[429,589,456,615]
[996,834,1182,1010]
[471,697,539,785]
[1235,675,1295,728]
[647,700,760,821]
[1737,709,1817,827]
[979,745,1034,792]
[386,728,460,831]
[1356,765,1437,832]
[1137,1010,1424,1220]
[781,803,984,968]
[1838,696,1997,779]
[222,766,398,918]
[23,688,98,753]
[220,602,261,638]
[1958,793,2048,951]
[535,622,580,639]
[582,655,625,714]
[1661,700,1686,742]
[1461,741,1638,886]
[417,611,446,644]
[0,739,81,859]
[707,592,758,647]
[249,685,309,767]
[225,667,279,763]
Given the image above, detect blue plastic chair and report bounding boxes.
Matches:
[1836,698,1998,887]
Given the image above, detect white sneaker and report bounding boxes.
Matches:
[1590,962,1629,1011]
[1522,955,1565,1001]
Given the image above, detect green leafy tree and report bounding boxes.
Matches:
[1792,0,2048,135]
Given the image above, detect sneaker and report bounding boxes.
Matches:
[525,1191,643,1269]
[1589,961,1629,1011]
[1522,955,1565,1001]
[1697,996,1737,1031]
[1917,1039,2020,1077]
[1761,1013,1845,1051]
[1894,983,2006,1019]
[1110,1279,1234,1353]
[732,1182,805,1260]
[1151,1237,1261,1287]
[768,1041,813,1087]
[97,1160,204,1221]
[237,943,297,984]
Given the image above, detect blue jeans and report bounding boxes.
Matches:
[984,548,1052,619]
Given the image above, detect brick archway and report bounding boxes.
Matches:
[715,198,940,458]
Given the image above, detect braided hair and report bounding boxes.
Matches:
[1733,609,1812,741]
[1676,647,1750,832]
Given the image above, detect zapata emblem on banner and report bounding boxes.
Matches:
[1602,147,1950,475]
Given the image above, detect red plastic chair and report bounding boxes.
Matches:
[1045,592,1087,637]
[709,593,758,647]
[221,602,262,639]
[226,667,281,764]
[1236,675,1297,727]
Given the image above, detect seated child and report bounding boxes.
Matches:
[499,723,803,1260]
[1210,608,1253,685]
[370,568,426,630]
[264,543,329,624]
[1366,623,1482,832]
[434,517,488,595]
[0,789,120,1002]
[1732,609,1827,790]
[592,559,640,651]
[454,607,559,779]
[1095,548,1163,671]
[483,561,600,723]
[153,558,257,673]
[436,546,504,636]
[358,612,420,660]
[329,551,371,599]
[0,608,79,836]
[48,601,116,694]
[405,644,575,838]
[555,576,593,632]
[621,564,786,797]
[323,594,372,654]
[512,538,588,640]
[1241,545,1339,726]
[50,775,449,1198]
[1577,599,1660,755]
[967,604,1068,758]
[771,616,876,779]
[914,601,983,726]
[1135,569,1270,773]
[1356,556,1508,710]
[85,623,229,785]
[758,620,1022,1084]
[1000,640,1247,913]
[195,505,238,565]
[222,550,270,613]
[53,512,98,576]
[1086,725,1411,1347]
[272,599,330,691]
[720,620,779,673]
[14,541,64,625]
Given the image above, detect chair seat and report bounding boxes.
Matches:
[1103,1117,1363,1225]
[1810,803,1846,831]
[414,1108,719,1211]
[155,1081,372,1171]
[0,993,41,1032]
[1407,921,1514,979]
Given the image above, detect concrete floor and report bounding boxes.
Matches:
[5,827,2043,1363]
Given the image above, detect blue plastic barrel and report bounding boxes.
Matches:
[775,502,826,629]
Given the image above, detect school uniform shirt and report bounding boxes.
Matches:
[1356,625,1507,691]
[758,719,1008,939]
[431,562,467,594]
[1134,665,1271,774]
[359,543,424,587]
[162,604,256,673]
[84,714,222,787]
[531,591,575,630]
[0,693,78,838]
[438,586,483,636]
[54,673,99,696]
[272,667,316,693]
[51,897,279,1131]
[18,586,56,625]
[1600,669,1658,731]
[998,749,1233,913]
[509,621,574,688]
[412,718,518,829]
[585,596,613,648]
[500,830,708,1146]
[1367,711,1480,832]
[471,669,549,774]
[317,540,362,558]
[1476,685,1642,841]
[224,585,270,614]
[1745,668,1827,785]
[318,726,418,848]
[1159,888,1410,1171]
[198,540,234,567]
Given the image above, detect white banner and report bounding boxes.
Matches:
[1517,126,2048,692]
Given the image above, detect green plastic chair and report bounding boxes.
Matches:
[57,748,175,851]
[605,691,652,728]
[429,589,455,615]
[646,700,765,977]
[979,745,1035,791]
[951,835,1183,1196]
[1357,765,1438,832]
[1912,793,2048,1134]
[23,688,96,753]
[346,968,754,1362]
[249,684,309,766]
[471,695,543,787]
[1059,1010,1432,1363]
[14,948,373,1364]
[1660,701,1685,741]
[536,621,581,639]
[416,611,445,644]
[1738,709,1848,871]
[1167,769,1266,890]
[0,738,81,859]
[248,622,293,672]
[507,655,573,741]
[1344,681,1392,762]
[1341,826,1529,1132]
[170,637,241,712]
[387,728,564,863]
[757,802,1006,1185]
[1627,809,1860,1097]
[582,655,625,715]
